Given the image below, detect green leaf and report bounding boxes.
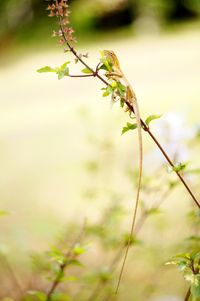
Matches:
[37,66,56,73]
[117,82,126,97]
[174,253,191,260]
[145,114,162,126]
[57,71,65,80]
[111,81,118,89]
[191,282,200,301]
[102,86,113,97]
[123,233,141,246]
[122,122,137,135]
[166,253,191,267]
[120,98,125,108]
[186,236,200,242]
[60,61,70,71]
[37,62,70,79]
[177,260,190,272]
[56,62,70,79]
[50,292,71,301]
[28,291,47,301]
[100,52,113,72]
[99,268,112,282]
[61,275,78,282]
[99,63,109,71]
[73,244,86,255]
[173,162,188,172]
[81,68,93,74]
[68,259,83,267]
[146,208,161,216]
[48,246,65,264]
[184,273,198,285]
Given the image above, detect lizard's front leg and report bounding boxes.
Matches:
[105,71,123,80]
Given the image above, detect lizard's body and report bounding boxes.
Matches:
[103,50,143,291]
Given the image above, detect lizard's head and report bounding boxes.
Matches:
[103,50,120,69]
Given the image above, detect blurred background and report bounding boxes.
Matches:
[0,0,200,300]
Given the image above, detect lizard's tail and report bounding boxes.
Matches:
[115,101,143,294]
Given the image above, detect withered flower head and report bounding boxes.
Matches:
[47,0,76,43]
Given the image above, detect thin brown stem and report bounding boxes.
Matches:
[59,20,200,209]
[69,74,94,78]
[46,221,86,301]
[146,125,200,209]
[87,186,175,301]
[184,287,191,301]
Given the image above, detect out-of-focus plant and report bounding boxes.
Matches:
[0,130,199,300]
[1,0,200,300]
[167,251,200,301]
[35,0,200,298]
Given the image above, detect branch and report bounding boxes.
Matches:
[87,186,175,301]
[69,74,94,78]
[184,287,191,301]
[59,19,200,209]
[46,220,86,301]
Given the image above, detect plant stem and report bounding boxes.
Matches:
[60,20,200,209]
[87,186,175,301]
[46,221,86,301]
[146,125,200,208]
[184,287,191,301]
[69,74,94,78]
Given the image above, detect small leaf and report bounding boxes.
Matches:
[61,275,78,282]
[184,273,198,285]
[73,244,86,255]
[100,52,113,72]
[120,98,125,108]
[28,291,47,301]
[111,81,118,88]
[122,122,137,135]
[191,281,200,301]
[117,82,126,97]
[102,86,113,97]
[186,236,200,242]
[177,260,189,272]
[123,233,141,246]
[60,61,70,71]
[174,253,191,260]
[173,162,188,172]
[99,63,109,71]
[146,208,161,216]
[81,68,93,74]
[57,71,65,80]
[48,246,65,264]
[165,260,177,266]
[67,259,83,267]
[99,268,112,282]
[50,292,71,301]
[145,114,162,126]
[37,66,56,73]
[64,67,69,76]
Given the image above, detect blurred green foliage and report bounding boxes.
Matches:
[0,0,200,49]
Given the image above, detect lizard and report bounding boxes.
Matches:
[102,50,143,292]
